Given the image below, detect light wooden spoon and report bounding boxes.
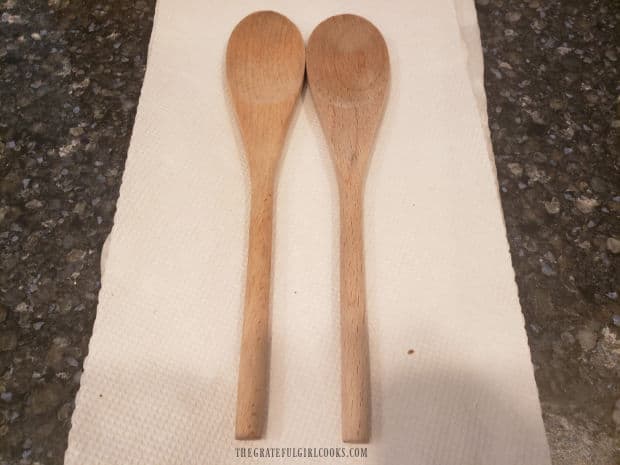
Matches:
[226,11,305,440]
[306,14,389,443]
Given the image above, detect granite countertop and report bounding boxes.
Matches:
[0,0,618,464]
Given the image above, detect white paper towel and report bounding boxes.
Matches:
[65,1,552,464]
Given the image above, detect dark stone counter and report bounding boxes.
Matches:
[0,1,154,463]
[0,0,617,463]
[476,1,619,463]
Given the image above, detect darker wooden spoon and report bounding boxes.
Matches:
[226,11,305,440]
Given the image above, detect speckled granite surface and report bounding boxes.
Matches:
[0,1,153,463]
[476,1,619,463]
[0,1,617,464]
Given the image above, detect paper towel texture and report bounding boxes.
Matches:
[65,1,551,464]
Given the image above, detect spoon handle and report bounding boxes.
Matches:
[236,179,274,439]
[339,183,371,443]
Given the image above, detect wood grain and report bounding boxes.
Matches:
[226,10,305,440]
[306,14,389,443]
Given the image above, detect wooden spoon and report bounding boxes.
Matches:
[306,14,389,443]
[226,11,305,440]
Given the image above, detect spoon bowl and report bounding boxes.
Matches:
[307,15,388,105]
[227,12,305,104]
